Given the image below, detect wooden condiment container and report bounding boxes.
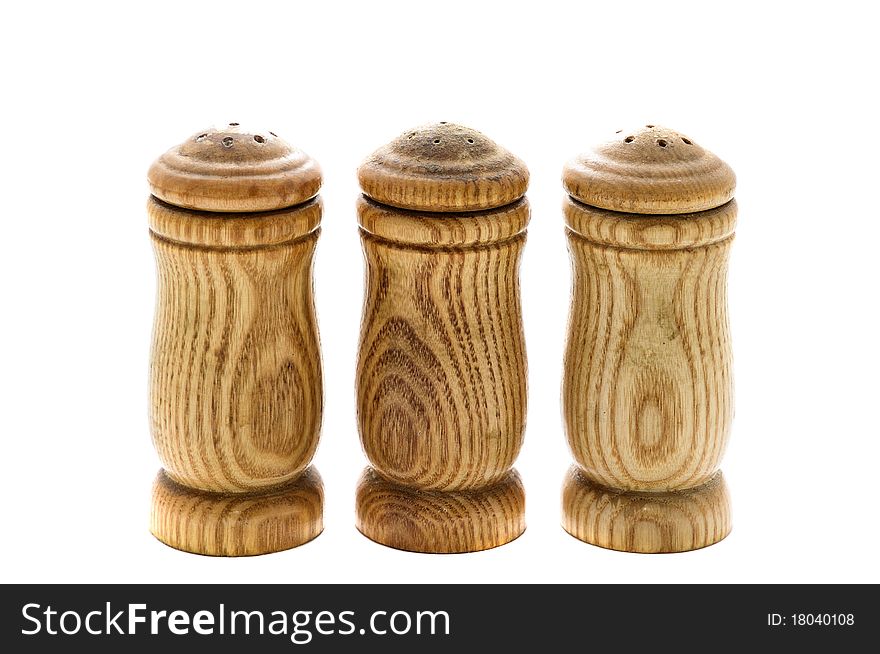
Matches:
[147,124,324,555]
[561,125,737,553]
[355,122,529,553]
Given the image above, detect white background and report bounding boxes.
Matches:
[1,0,878,584]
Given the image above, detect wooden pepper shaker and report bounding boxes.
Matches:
[355,123,529,553]
[561,125,737,553]
[147,124,324,555]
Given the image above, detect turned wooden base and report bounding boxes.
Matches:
[150,466,323,556]
[562,466,731,553]
[356,467,525,554]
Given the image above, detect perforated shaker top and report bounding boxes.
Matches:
[358,122,529,212]
[563,125,735,214]
[148,123,321,213]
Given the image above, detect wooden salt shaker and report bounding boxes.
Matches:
[355,123,529,553]
[147,124,324,555]
[561,125,736,553]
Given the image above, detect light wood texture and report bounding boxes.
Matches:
[150,227,322,492]
[563,219,734,491]
[562,466,730,553]
[356,468,525,554]
[149,196,322,248]
[148,125,323,555]
[356,123,529,552]
[564,196,736,251]
[148,124,321,213]
[563,125,736,214]
[152,466,323,557]
[562,125,736,552]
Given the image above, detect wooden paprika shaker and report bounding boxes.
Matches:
[561,125,736,553]
[147,124,324,555]
[355,123,529,553]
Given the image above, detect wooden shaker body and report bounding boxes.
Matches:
[561,125,737,553]
[354,123,530,552]
[145,126,324,555]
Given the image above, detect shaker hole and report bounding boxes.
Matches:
[466,138,474,144]
[682,137,692,145]
[228,122,239,127]
[646,124,655,128]
[222,137,234,147]
[269,131,277,137]
[624,136,635,143]
[433,139,441,144]
[657,139,668,147]
[253,135,265,143]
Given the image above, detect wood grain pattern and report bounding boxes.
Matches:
[149,196,322,249]
[356,468,525,553]
[562,466,730,553]
[355,123,529,552]
[564,196,736,251]
[357,230,527,491]
[148,125,324,555]
[563,227,733,491]
[151,466,323,556]
[150,227,322,493]
[358,195,529,247]
[562,126,736,552]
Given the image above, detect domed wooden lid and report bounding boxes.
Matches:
[358,122,529,212]
[563,125,735,214]
[148,123,321,212]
